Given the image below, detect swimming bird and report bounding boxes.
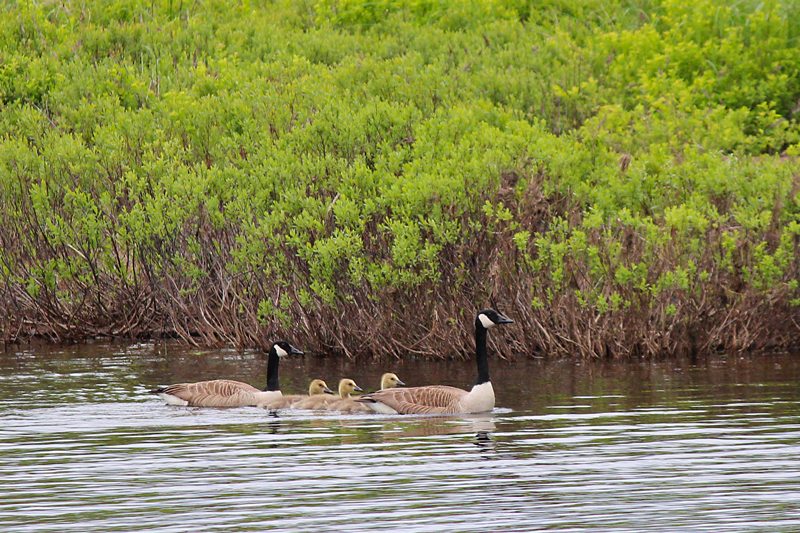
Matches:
[293,378,363,410]
[377,372,406,390]
[326,373,407,412]
[261,379,335,409]
[150,341,303,407]
[355,309,513,414]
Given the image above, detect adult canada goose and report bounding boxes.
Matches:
[261,379,334,409]
[293,378,363,410]
[150,341,303,407]
[326,373,406,412]
[356,309,513,414]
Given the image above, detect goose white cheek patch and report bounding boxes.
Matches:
[274,345,288,357]
[478,313,495,329]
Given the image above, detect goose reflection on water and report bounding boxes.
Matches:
[367,412,497,438]
[372,412,499,449]
[266,408,498,448]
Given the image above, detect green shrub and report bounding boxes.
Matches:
[1,0,799,356]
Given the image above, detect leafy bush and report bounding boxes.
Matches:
[1,0,799,357]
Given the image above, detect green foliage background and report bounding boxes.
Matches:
[1,0,799,357]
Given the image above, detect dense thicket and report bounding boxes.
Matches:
[2,0,800,358]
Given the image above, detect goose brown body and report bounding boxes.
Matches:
[354,385,482,414]
[157,379,279,408]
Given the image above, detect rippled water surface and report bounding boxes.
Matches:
[2,342,800,532]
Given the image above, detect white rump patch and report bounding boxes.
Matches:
[478,313,495,329]
[274,344,288,357]
[364,401,399,415]
[159,393,189,406]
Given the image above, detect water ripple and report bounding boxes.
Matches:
[2,347,800,532]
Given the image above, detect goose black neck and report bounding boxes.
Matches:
[474,324,490,385]
[264,347,280,392]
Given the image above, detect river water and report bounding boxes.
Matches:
[1,341,799,532]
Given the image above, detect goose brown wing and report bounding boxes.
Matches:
[360,385,467,415]
[165,379,260,407]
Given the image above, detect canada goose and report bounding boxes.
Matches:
[356,309,513,414]
[150,341,303,407]
[261,379,334,409]
[293,378,363,410]
[326,373,406,412]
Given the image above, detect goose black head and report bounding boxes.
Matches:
[476,309,514,329]
[272,341,304,358]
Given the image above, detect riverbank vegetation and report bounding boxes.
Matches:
[2,0,800,357]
